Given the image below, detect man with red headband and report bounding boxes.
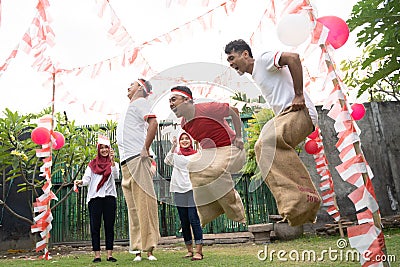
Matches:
[116,78,160,262]
[169,85,246,227]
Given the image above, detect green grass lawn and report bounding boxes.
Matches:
[1,229,399,267]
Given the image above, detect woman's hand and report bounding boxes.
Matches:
[172,136,178,147]
[75,180,83,186]
[170,136,178,152]
[109,148,115,162]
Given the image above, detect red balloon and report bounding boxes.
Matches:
[308,129,319,139]
[305,140,320,154]
[351,103,366,120]
[317,16,349,49]
[52,131,65,150]
[31,127,51,145]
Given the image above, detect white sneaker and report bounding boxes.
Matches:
[133,255,142,262]
[148,255,157,261]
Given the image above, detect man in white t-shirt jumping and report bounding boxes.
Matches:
[224,39,321,226]
[116,78,160,261]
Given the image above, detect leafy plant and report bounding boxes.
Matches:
[342,0,399,101]
[241,108,275,180]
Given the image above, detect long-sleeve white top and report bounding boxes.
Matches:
[164,151,194,193]
[80,165,119,204]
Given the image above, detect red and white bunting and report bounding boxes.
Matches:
[310,21,329,45]
[335,123,360,152]
[250,0,276,46]
[31,144,57,260]
[1,0,238,84]
[164,0,217,8]
[356,209,375,225]
[301,3,387,263]
[95,0,134,48]
[281,0,309,15]
[347,223,384,267]
[310,127,341,222]
[348,184,379,213]
[0,48,19,78]
[336,154,366,181]
[31,116,57,260]
[223,0,237,15]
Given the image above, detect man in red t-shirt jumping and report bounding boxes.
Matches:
[169,85,246,227]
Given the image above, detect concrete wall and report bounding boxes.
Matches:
[300,101,400,222]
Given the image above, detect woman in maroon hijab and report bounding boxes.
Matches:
[164,132,204,261]
[75,143,119,263]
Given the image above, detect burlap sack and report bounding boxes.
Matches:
[121,157,160,252]
[188,145,246,226]
[255,107,321,226]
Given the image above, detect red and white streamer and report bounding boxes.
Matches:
[347,223,385,267]
[299,2,387,264]
[320,64,384,266]
[309,127,341,221]
[1,0,240,119]
[31,116,58,260]
[95,0,134,48]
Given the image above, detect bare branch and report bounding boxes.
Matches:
[0,199,33,225]
[51,186,75,210]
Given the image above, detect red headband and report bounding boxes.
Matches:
[138,79,151,94]
[171,89,193,99]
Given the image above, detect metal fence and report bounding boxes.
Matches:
[50,117,278,243]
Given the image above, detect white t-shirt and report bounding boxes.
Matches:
[164,151,193,193]
[116,97,156,161]
[81,165,119,204]
[252,51,318,125]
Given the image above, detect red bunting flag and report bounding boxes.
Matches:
[347,223,384,266]
[348,185,379,213]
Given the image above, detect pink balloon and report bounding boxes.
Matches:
[305,140,320,154]
[52,131,65,150]
[317,16,349,49]
[31,127,51,145]
[351,103,366,121]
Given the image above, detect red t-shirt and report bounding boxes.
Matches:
[181,102,235,149]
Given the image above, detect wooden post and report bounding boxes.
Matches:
[334,198,345,238]
[45,72,56,258]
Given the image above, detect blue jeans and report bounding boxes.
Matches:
[174,190,203,245]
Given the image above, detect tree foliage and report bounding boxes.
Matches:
[241,108,275,180]
[341,0,399,101]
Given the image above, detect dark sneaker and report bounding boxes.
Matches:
[92,257,101,263]
[107,257,117,262]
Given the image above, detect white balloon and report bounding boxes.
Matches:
[276,13,312,47]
